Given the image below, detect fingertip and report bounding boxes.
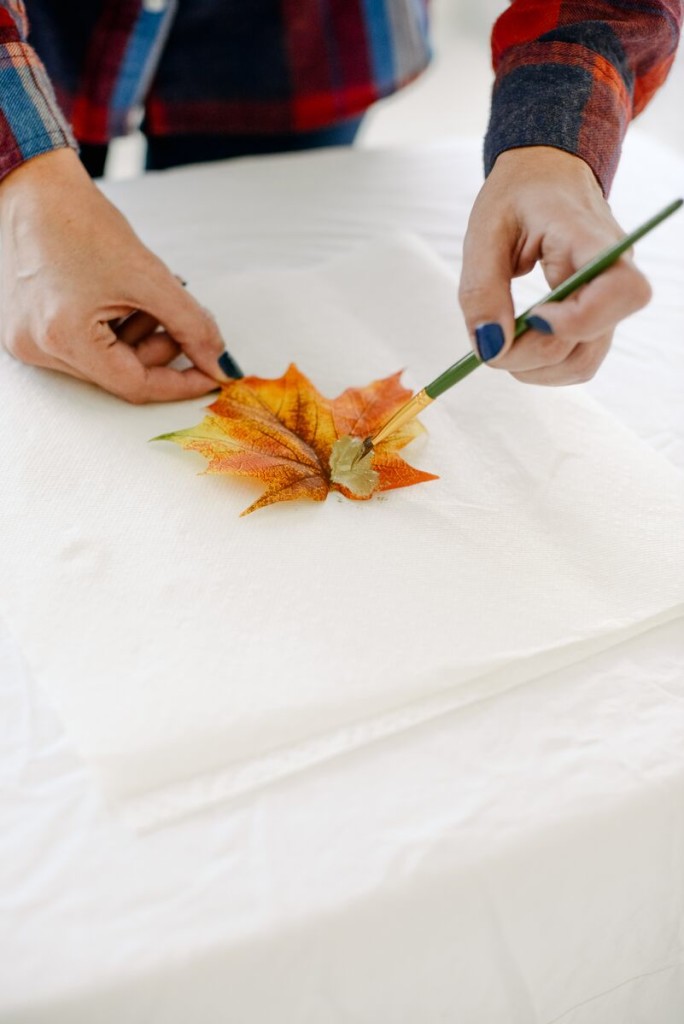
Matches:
[186,306,233,378]
[147,281,227,369]
[524,314,554,336]
[459,280,516,365]
[474,322,506,362]
[217,350,244,380]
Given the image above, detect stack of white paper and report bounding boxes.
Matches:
[0,236,682,826]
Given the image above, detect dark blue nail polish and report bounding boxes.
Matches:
[217,351,244,380]
[525,314,554,335]
[475,322,505,362]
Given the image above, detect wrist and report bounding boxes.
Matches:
[0,148,92,216]
[491,147,602,195]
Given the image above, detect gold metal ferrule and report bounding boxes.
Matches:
[370,388,433,447]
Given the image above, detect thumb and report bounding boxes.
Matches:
[141,272,232,381]
[459,225,517,365]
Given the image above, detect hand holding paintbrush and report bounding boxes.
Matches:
[333,198,682,474]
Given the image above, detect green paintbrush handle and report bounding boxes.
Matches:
[424,197,683,400]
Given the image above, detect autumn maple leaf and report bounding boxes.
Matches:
[154,364,437,515]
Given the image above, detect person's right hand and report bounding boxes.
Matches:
[0,148,234,403]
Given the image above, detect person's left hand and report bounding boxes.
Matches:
[458,146,652,385]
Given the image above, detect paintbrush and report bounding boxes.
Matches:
[339,197,683,471]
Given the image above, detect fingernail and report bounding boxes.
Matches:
[217,350,244,380]
[475,322,505,362]
[525,314,554,335]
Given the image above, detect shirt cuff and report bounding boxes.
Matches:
[0,42,77,184]
[484,41,632,196]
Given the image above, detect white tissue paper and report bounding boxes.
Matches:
[1,235,682,827]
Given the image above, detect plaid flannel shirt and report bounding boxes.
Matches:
[0,1,681,193]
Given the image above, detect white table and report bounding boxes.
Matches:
[1,134,683,1023]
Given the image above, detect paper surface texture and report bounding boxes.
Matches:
[1,235,682,825]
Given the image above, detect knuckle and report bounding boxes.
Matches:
[197,306,222,343]
[510,370,533,385]
[614,263,652,311]
[458,280,484,302]
[540,338,575,367]
[4,331,34,363]
[458,282,497,323]
[631,270,652,307]
[458,282,489,313]
[40,322,66,356]
[124,390,148,406]
[570,345,602,384]
[117,378,149,405]
[126,387,149,406]
[200,304,217,324]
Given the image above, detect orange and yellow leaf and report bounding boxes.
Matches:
[154,364,437,515]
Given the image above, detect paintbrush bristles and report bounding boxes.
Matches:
[350,389,433,467]
[369,389,433,447]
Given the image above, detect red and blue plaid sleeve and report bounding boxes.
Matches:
[0,1,76,183]
[484,0,684,194]
[23,1,430,146]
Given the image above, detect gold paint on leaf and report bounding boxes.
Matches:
[329,436,379,498]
